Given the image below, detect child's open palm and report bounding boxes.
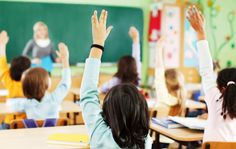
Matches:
[187,6,206,40]
[129,26,139,43]
[56,43,69,67]
[91,10,113,46]
[0,31,9,45]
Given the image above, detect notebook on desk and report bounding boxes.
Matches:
[152,117,184,129]
[169,116,206,130]
[47,133,89,147]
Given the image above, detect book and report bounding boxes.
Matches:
[169,116,206,130]
[47,133,89,147]
[152,117,184,129]
[31,56,53,72]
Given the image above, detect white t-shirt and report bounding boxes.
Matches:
[197,40,236,142]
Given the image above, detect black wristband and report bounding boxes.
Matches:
[91,44,104,52]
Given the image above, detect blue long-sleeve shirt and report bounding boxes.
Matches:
[80,58,152,149]
[7,68,71,120]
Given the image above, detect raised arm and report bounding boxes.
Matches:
[80,10,113,137]
[129,26,141,79]
[0,31,14,86]
[187,6,217,93]
[155,37,178,106]
[0,31,9,75]
[48,43,71,104]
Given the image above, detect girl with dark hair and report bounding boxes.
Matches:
[80,10,152,148]
[100,26,141,93]
[188,6,236,142]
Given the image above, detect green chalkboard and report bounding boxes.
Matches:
[0,1,143,64]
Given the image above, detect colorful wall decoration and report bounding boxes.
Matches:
[162,5,181,68]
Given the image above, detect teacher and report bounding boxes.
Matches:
[22,21,57,73]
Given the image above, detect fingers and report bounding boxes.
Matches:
[58,42,67,51]
[99,10,107,25]
[0,30,8,37]
[55,50,61,58]
[199,11,205,22]
[93,10,99,26]
[103,10,108,26]
[106,26,113,37]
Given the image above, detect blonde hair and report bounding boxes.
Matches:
[165,69,186,115]
[33,21,49,40]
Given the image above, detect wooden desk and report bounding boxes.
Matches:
[150,121,203,148]
[147,98,206,117]
[185,99,206,110]
[185,99,206,117]
[147,99,206,110]
[0,125,89,149]
[198,96,205,102]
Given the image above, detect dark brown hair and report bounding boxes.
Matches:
[10,56,31,81]
[22,67,49,101]
[114,56,139,85]
[217,68,236,119]
[102,83,149,148]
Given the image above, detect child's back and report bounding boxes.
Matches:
[8,43,71,120]
[80,10,152,149]
[187,6,236,142]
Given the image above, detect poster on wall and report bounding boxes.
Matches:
[184,12,198,67]
[148,3,162,68]
[162,5,181,68]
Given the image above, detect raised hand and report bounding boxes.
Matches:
[156,36,166,68]
[129,26,140,44]
[0,31,9,46]
[91,10,113,46]
[57,42,69,68]
[0,31,9,56]
[187,6,206,40]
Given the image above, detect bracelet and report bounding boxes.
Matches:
[91,44,104,52]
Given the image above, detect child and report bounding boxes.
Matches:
[7,43,71,120]
[80,10,152,148]
[155,37,186,116]
[0,31,31,128]
[100,26,141,93]
[23,21,57,72]
[187,6,236,142]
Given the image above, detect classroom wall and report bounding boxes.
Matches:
[202,0,236,68]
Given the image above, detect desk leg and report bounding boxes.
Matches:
[73,112,79,125]
[152,132,160,149]
[185,108,190,117]
[73,94,76,103]
[66,113,71,124]
[178,143,182,149]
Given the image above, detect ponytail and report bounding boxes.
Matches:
[222,82,236,119]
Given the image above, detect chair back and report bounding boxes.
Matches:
[9,118,68,129]
[202,142,236,149]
